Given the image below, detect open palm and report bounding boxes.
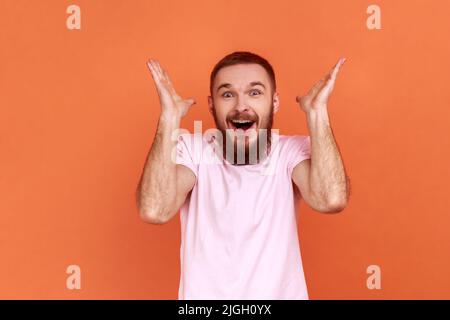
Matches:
[296,57,346,113]
[146,59,195,118]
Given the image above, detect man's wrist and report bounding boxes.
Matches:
[306,107,330,124]
[306,107,332,136]
[160,111,182,125]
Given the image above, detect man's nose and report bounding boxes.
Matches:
[234,94,250,112]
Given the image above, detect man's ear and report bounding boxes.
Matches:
[273,92,280,114]
[208,96,214,115]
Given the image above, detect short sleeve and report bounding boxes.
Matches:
[175,134,199,177]
[286,135,311,175]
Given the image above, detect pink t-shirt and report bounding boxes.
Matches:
[175,131,311,300]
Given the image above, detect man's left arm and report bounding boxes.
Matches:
[292,57,350,213]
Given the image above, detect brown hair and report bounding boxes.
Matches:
[209,51,276,97]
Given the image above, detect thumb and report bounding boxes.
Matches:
[185,98,196,107]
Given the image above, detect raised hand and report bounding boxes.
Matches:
[146,59,196,119]
[296,57,346,113]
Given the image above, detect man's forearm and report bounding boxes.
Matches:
[137,113,181,220]
[306,108,349,211]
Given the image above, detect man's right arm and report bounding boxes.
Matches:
[136,59,196,224]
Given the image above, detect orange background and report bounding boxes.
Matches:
[1,0,449,299]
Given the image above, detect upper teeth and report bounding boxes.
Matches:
[232,120,252,124]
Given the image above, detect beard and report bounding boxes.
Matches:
[211,106,275,165]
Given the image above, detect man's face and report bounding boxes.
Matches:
[208,63,279,164]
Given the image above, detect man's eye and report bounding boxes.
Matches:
[250,89,262,96]
[222,92,233,98]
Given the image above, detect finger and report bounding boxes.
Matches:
[308,60,338,98]
[146,59,155,77]
[309,77,326,97]
[146,59,161,83]
[330,57,345,81]
[318,59,345,98]
[154,61,179,98]
[147,60,168,96]
[162,69,172,86]
[297,58,346,104]
[320,58,344,92]
[296,95,308,107]
[162,69,179,97]
[314,77,326,90]
[153,60,165,80]
[184,98,196,107]
[149,59,163,81]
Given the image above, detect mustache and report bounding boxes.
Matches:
[227,113,258,122]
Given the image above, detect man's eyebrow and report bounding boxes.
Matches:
[216,83,231,92]
[216,81,266,92]
[249,81,266,89]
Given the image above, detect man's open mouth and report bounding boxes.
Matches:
[228,119,257,132]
